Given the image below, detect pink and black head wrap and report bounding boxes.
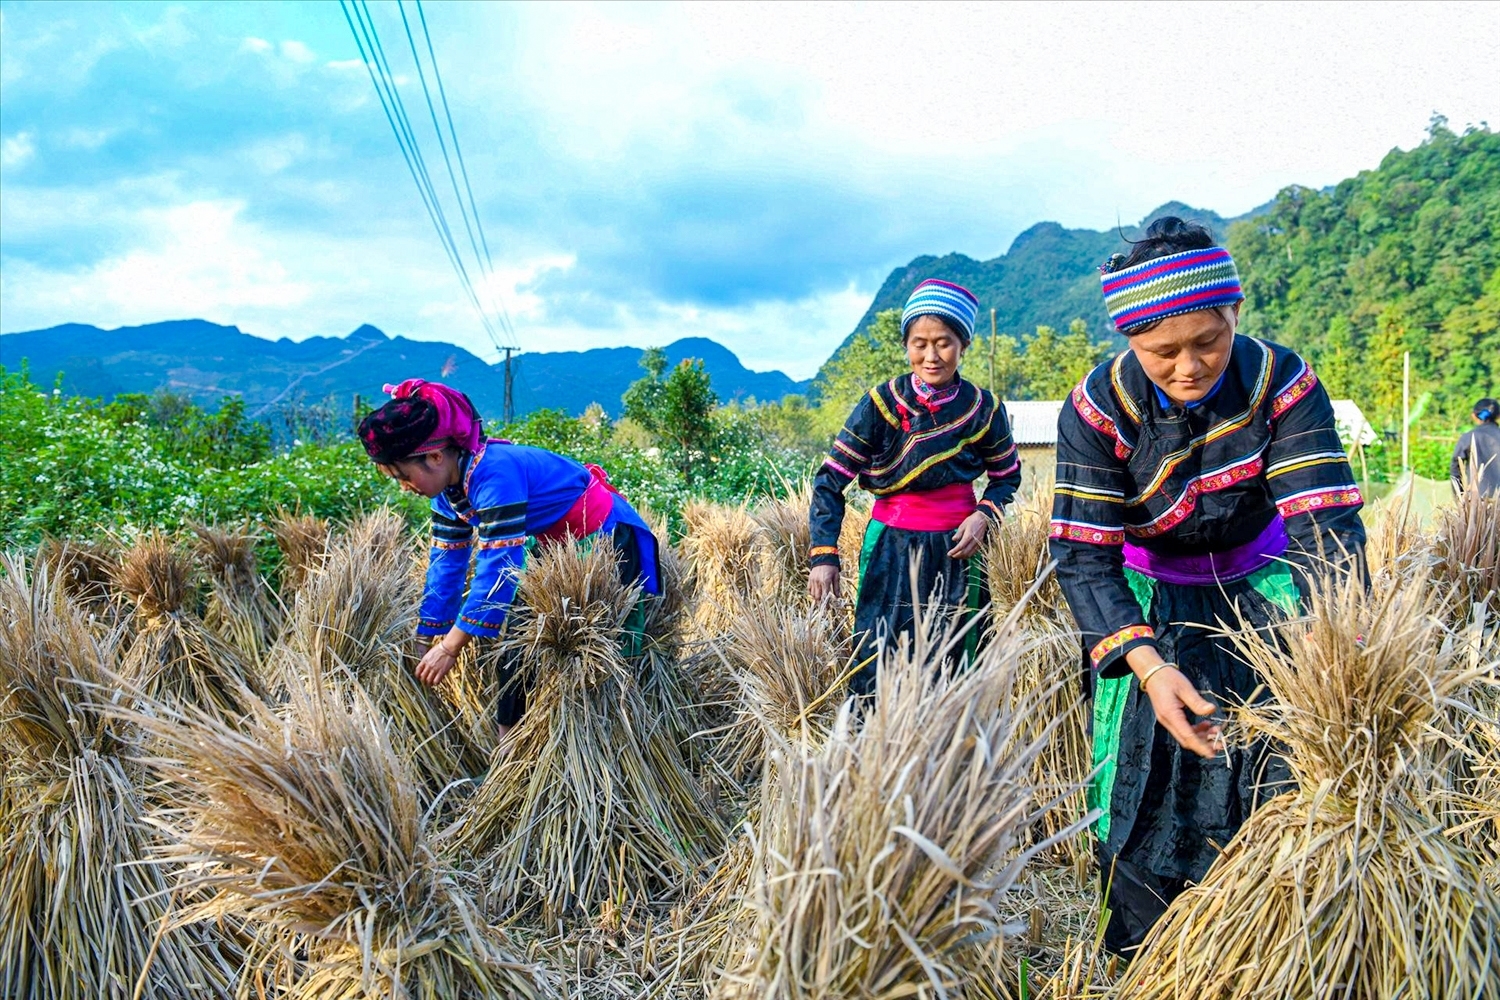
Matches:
[356,378,483,465]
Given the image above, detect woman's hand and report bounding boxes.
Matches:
[808,564,841,603]
[1141,665,1221,759]
[415,633,466,686]
[947,511,990,559]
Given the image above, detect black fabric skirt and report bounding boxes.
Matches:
[849,520,987,697]
[1089,563,1299,952]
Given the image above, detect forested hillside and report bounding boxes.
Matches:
[837,202,1243,360]
[820,120,1496,437]
[1227,118,1498,425]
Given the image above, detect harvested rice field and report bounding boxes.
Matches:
[3,486,1498,1000]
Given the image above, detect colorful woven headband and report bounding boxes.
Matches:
[901,279,979,344]
[1100,247,1244,333]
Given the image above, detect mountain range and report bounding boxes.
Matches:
[0,321,808,421]
[1,201,1259,419]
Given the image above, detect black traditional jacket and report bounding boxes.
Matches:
[809,374,1022,569]
[1049,336,1365,676]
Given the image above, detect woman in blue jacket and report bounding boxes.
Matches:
[357,378,659,737]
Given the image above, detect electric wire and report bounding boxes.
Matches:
[338,0,509,354]
[413,0,516,343]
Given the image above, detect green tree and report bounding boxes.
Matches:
[1018,320,1112,400]
[972,332,1025,400]
[623,349,720,485]
[810,309,907,436]
[1228,120,1498,425]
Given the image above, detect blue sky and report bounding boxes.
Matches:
[2,1,1497,378]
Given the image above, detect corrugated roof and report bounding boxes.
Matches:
[1005,400,1065,445]
[1002,398,1375,446]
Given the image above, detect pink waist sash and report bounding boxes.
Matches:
[533,464,620,543]
[871,482,977,532]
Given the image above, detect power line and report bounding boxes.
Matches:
[342,0,498,349]
[413,0,515,344]
[338,0,513,355]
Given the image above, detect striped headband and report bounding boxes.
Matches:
[1100,247,1243,333]
[901,279,979,344]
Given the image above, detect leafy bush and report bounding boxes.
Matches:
[0,367,813,549]
[0,367,420,547]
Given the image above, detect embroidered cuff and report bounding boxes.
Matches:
[417,618,454,637]
[457,612,505,638]
[809,545,841,570]
[979,499,1005,523]
[1091,624,1156,676]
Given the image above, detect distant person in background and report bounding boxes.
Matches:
[355,378,660,740]
[1050,217,1366,956]
[807,279,1022,694]
[1450,397,1500,496]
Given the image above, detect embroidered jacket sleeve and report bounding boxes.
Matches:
[417,504,475,636]
[1049,385,1157,677]
[1263,357,1366,594]
[809,393,882,570]
[976,393,1022,521]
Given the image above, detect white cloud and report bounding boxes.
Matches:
[1,200,314,328]
[280,40,317,65]
[0,131,36,170]
[241,36,273,55]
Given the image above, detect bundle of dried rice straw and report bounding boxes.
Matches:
[444,541,727,924]
[986,484,1093,871]
[1121,568,1500,999]
[113,531,262,721]
[1432,482,1500,626]
[270,508,330,599]
[715,602,1091,998]
[191,522,282,665]
[716,602,850,781]
[0,554,240,999]
[681,500,763,638]
[117,672,551,999]
[271,510,489,798]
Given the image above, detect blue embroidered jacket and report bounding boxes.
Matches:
[418,440,656,638]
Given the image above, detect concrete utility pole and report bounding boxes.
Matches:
[502,348,517,426]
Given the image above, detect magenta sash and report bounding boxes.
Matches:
[1124,515,1288,586]
[532,464,620,543]
[871,482,977,532]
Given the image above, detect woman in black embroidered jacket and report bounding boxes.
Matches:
[1050,218,1366,955]
[808,279,1022,695]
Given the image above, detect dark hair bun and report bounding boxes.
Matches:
[1119,216,1218,269]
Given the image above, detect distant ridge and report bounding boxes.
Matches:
[836,200,1265,361]
[0,321,811,420]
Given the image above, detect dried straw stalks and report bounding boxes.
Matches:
[444,542,727,925]
[113,531,263,721]
[715,603,1091,999]
[751,488,815,611]
[1432,482,1500,627]
[985,487,1093,873]
[681,501,763,638]
[1120,569,1500,999]
[191,522,282,664]
[716,603,850,782]
[117,674,551,999]
[34,535,119,617]
[0,554,240,999]
[272,510,489,799]
[271,509,331,598]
